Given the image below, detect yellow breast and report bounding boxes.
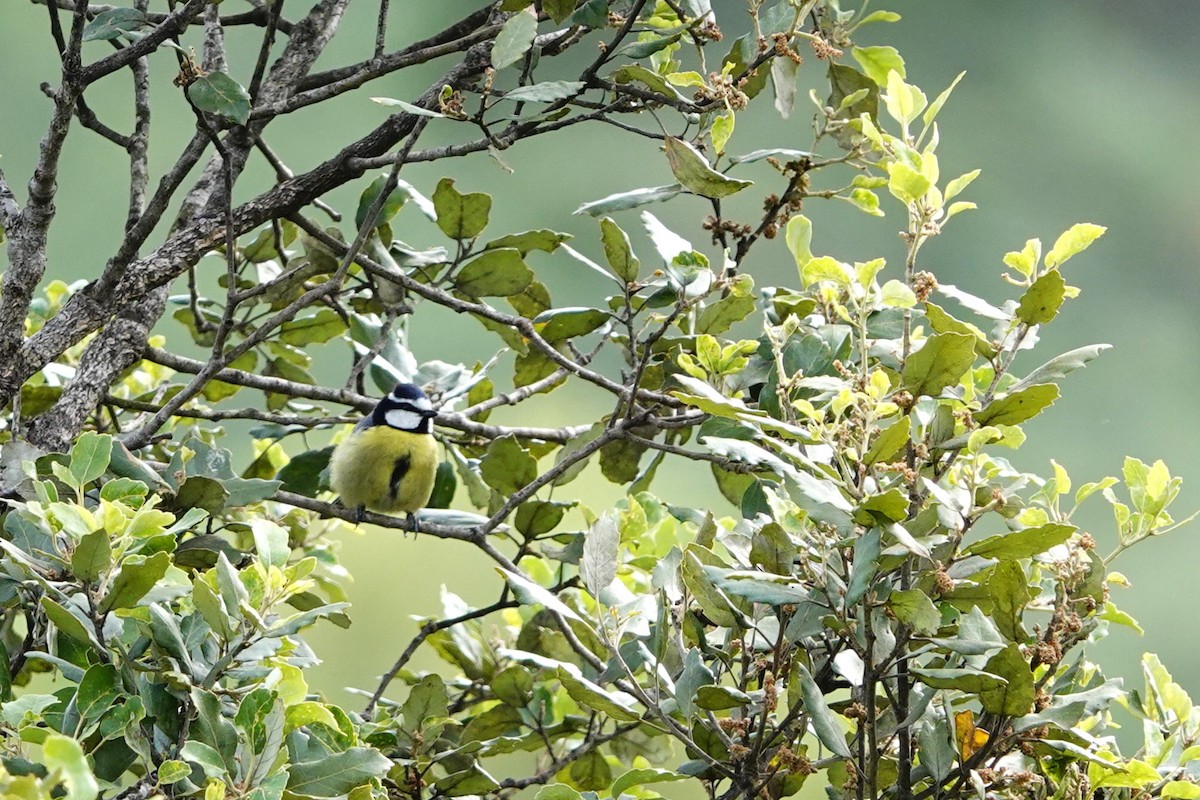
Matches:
[328,425,439,514]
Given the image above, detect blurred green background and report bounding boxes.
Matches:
[2,1,1198,722]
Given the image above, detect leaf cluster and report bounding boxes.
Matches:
[1,3,1197,800]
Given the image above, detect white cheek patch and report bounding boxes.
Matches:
[385,408,424,430]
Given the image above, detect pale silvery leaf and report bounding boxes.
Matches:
[581,513,620,600]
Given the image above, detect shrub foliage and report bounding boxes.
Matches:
[0,2,1195,800]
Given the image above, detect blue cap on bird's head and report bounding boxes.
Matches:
[366,381,438,432]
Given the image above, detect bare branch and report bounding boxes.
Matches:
[291,219,681,410]
[141,345,586,444]
[32,0,297,34]
[26,287,169,451]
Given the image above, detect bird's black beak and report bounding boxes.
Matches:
[420,408,439,419]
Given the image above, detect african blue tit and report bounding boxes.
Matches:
[329,382,439,519]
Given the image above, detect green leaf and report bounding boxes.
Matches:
[434,178,492,240]
[697,275,755,334]
[174,475,229,514]
[989,561,1033,641]
[497,567,583,622]
[581,514,619,599]
[40,596,93,645]
[437,764,501,797]
[858,488,909,523]
[923,302,994,357]
[1162,783,1200,800]
[369,96,445,118]
[280,308,346,346]
[675,648,715,718]
[491,665,534,707]
[749,522,797,574]
[851,45,905,86]
[427,459,456,509]
[695,685,752,711]
[901,332,975,397]
[71,529,111,583]
[533,307,610,341]
[99,477,148,505]
[979,643,1035,716]
[82,8,146,41]
[663,137,752,199]
[556,666,640,721]
[514,500,568,536]
[944,169,981,202]
[542,0,575,23]
[610,63,688,101]
[728,147,817,166]
[574,184,684,216]
[611,768,689,798]
[250,519,289,568]
[276,446,333,497]
[1016,269,1066,325]
[288,748,391,796]
[798,665,852,757]
[845,527,881,606]
[965,522,1076,560]
[599,217,640,282]
[887,161,931,204]
[883,70,927,127]
[598,436,647,484]
[975,384,1059,426]
[785,214,813,268]
[76,663,120,723]
[181,740,230,779]
[99,551,170,613]
[461,703,523,742]
[1010,344,1111,393]
[187,72,251,125]
[503,81,585,102]
[355,174,410,231]
[917,718,954,783]
[708,568,810,605]
[454,248,531,297]
[864,416,910,465]
[157,759,192,784]
[492,7,538,70]
[827,64,878,125]
[681,546,738,627]
[70,432,113,486]
[402,674,449,734]
[923,71,965,128]
[566,0,607,26]
[618,32,682,59]
[190,689,237,763]
[801,256,851,287]
[480,436,537,495]
[486,229,571,256]
[43,735,99,800]
[1044,223,1106,268]
[888,589,940,634]
[912,668,1007,692]
[711,110,735,154]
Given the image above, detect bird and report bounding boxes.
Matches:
[328,381,439,522]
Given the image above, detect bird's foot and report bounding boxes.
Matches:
[354,505,366,525]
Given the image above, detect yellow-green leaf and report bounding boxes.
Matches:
[1044,223,1106,268]
[1016,270,1066,325]
[663,137,752,199]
